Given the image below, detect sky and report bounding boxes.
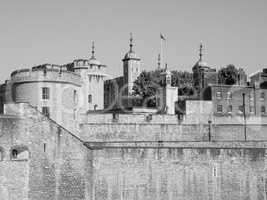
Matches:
[0,0,267,81]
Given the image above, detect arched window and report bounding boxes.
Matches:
[10,146,30,161]
[94,104,98,110]
[88,94,92,103]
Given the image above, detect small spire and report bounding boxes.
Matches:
[157,54,161,69]
[129,33,133,52]
[91,41,95,59]
[199,43,203,61]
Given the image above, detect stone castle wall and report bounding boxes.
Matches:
[2,68,82,127]
[0,104,91,200]
[80,113,267,142]
[10,68,82,86]
[1,105,267,199]
[89,145,267,200]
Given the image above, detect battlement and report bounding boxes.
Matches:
[62,59,108,78]
[79,112,267,143]
[10,64,82,86]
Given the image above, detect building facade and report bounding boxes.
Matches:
[0,43,107,127]
[1,39,267,199]
[104,35,141,110]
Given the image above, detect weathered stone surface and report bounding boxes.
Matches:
[0,104,91,200]
[1,105,267,199]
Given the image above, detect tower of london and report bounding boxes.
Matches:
[1,35,267,200]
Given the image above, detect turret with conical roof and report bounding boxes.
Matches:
[192,43,218,94]
[123,33,141,95]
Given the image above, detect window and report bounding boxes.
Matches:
[260,92,265,101]
[227,92,232,99]
[227,105,233,113]
[216,91,222,99]
[94,104,98,110]
[217,105,223,113]
[42,106,50,117]
[261,106,266,114]
[88,94,92,103]
[73,90,78,104]
[213,166,217,177]
[166,77,171,85]
[42,87,50,100]
[0,96,3,114]
[112,113,119,122]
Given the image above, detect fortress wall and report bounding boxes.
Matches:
[83,113,267,142]
[10,69,82,86]
[80,123,207,142]
[81,122,267,142]
[0,117,30,200]
[86,113,179,124]
[4,75,80,126]
[91,146,267,200]
[0,104,92,200]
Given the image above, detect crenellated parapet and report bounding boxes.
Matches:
[10,63,82,86]
[65,59,108,77]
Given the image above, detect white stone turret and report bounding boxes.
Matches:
[156,64,178,114]
[122,33,141,96]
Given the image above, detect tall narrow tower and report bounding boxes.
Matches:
[156,64,178,114]
[122,33,141,95]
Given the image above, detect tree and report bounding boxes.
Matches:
[171,71,194,96]
[132,69,194,107]
[132,70,162,107]
[218,64,238,85]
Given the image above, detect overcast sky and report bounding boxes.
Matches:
[1,0,267,81]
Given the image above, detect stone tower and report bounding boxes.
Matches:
[156,64,178,114]
[73,41,107,112]
[122,33,141,95]
[192,43,217,95]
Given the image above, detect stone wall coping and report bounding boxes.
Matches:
[84,141,267,150]
[0,114,21,119]
[82,122,267,126]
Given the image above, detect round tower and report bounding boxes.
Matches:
[7,64,82,126]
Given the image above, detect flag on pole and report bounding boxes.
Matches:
[160,33,166,41]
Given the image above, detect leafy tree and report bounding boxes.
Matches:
[218,64,238,85]
[171,71,194,96]
[132,70,162,107]
[132,69,194,107]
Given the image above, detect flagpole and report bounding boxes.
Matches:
[160,36,163,69]
[165,37,167,68]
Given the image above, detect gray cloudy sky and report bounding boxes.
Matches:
[0,0,267,81]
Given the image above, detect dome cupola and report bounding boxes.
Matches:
[123,33,140,61]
